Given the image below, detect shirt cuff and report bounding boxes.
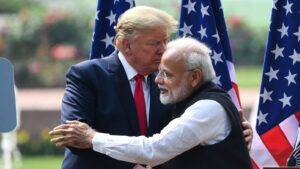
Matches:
[92,132,110,153]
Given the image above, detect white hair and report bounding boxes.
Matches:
[167,37,216,83]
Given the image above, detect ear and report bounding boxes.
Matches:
[121,39,131,55]
[190,69,202,87]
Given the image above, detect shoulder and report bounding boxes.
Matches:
[184,100,226,120]
[68,54,119,76]
[187,100,223,112]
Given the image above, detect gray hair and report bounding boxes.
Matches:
[167,37,216,83]
[114,6,178,51]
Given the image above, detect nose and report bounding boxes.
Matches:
[157,42,166,54]
[155,73,164,84]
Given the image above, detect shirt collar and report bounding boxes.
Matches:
[118,52,148,82]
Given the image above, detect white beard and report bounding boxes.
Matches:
[159,79,192,105]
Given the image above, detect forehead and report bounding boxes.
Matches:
[137,27,168,38]
[161,49,185,70]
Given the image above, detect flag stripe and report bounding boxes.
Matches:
[261,125,293,166]
[231,82,242,109]
[295,111,300,121]
[227,86,241,111]
[251,159,259,169]
[226,60,242,109]
[280,114,299,146]
[251,126,278,168]
[226,60,238,83]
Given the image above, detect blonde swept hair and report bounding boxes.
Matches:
[114,6,178,51]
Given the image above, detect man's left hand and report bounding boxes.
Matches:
[242,120,253,150]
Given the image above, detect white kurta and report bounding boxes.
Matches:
[92,99,231,166]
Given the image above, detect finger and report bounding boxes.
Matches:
[51,135,75,147]
[66,120,81,124]
[244,133,252,142]
[243,129,251,136]
[78,122,88,128]
[54,141,66,148]
[70,121,89,130]
[53,124,73,130]
[242,121,250,128]
[50,136,65,144]
[248,144,251,150]
[49,128,72,136]
[55,139,70,148]
[49,130,63,136]
[64,121,87,131]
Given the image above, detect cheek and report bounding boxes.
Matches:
[164,81,177,91]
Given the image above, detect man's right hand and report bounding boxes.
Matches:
[49,120,95,149]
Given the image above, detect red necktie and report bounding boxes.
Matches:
[134,74,147,136]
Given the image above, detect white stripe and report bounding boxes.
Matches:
[250,128,278,168]
[227,87,241,110]
[226,60,237,83]
[279,114,299,147]
[225,60,241,109]
[295,127,300,148]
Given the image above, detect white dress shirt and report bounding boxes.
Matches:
[92,99,231,166]
[118,52,150,124]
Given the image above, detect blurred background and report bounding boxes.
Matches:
[0,0,271,168]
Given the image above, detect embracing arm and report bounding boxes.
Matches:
[50,100,230,166]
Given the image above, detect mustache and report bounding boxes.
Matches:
[157,84,166,89]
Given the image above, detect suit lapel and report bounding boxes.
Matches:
[148,73,161,135]
[107,54,140,136]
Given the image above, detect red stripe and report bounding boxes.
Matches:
[251,158,259,169]
[260,125,293,166]
[294,111,300,122]
[232,82,242,109]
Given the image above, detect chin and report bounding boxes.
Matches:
[160,95,174,105]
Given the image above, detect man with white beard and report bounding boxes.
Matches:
[50,37,252,169]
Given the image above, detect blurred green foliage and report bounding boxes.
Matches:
[0,0,269,88]
[0,156,63,169]
[0,0,34,14]
[17,128,64,155]
[0,1,93,88]
[235,66,263,88]
[227,16,267,65]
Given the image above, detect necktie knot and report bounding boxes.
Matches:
[135,74,144,82]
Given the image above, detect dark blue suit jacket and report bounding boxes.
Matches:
[61,53,173,169]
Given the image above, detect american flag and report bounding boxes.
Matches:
[179,0,242,111]
[250,0,300,168]
[89,0,135,59]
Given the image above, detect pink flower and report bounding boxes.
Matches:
[30,61,43,74]
[43,11,70,26]
[51,44,77,60]
[228,15,243,29]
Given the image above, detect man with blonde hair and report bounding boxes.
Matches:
[51,37,252,169]
[59,6,177,169]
